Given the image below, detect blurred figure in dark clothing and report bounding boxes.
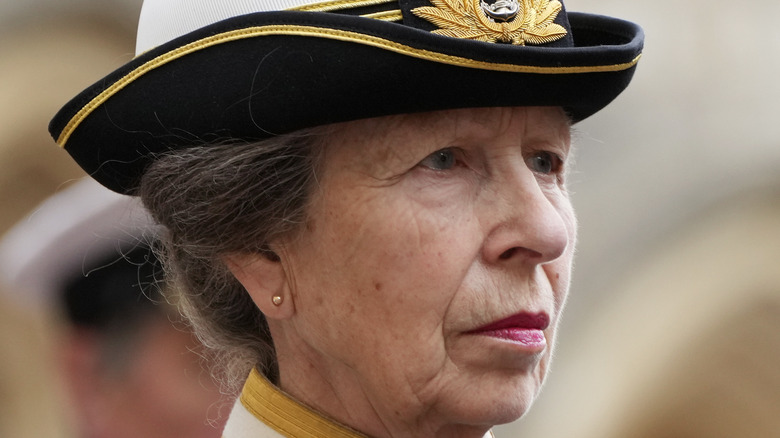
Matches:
[1,179,228,438]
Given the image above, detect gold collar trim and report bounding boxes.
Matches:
[240,368,368,438]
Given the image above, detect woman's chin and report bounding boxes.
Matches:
[483,384,541,425]
[444,344,550,424]
[436,375,543,429]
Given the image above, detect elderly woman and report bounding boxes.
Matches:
[49,0,643,436]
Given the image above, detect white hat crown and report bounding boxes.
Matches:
[136,0,324,54]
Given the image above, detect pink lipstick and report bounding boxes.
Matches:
[467,312,549,349]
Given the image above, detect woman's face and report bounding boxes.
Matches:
[272,106,576,437]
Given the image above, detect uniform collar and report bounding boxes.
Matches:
[239,368,369,437]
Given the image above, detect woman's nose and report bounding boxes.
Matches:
[481,169,572,267]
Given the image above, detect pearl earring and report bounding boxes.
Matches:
[272,295,283,306]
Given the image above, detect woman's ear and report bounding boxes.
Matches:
[223,252,294,319]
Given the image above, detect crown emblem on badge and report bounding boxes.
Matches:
[412,0,567,45]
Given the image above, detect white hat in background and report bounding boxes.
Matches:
[0,178,157,311]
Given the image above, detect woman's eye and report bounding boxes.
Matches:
[419,148,457,171]
[526,151,561,175]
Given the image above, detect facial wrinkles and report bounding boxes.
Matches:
[454,108,573,372]
[472,129,567,259]
[327,114,430,183]
[319,116,471,264]
[442,263,551,350]
[400,112,544,428]
[280,108,576,437]
[473,183,572,329]
[409,112,568,320]
[319,122,480,433]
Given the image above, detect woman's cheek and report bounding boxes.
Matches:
[403,169,479,217]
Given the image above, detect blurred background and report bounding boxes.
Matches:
[0,2,227,437]
[1,0,778,437]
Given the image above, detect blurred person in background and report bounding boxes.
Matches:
[0,179,228,438]
[1,2,156,436]
[0,16,126,438]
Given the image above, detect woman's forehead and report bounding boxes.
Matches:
[317,107,570,178]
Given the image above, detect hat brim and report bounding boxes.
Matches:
[50,10,643,194]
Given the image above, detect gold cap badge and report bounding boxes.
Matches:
[412,0,567,45]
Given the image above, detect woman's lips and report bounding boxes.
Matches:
[466,312,550,349]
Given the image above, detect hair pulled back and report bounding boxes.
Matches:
[137,130,325,393]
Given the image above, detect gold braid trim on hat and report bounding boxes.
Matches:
[288,0,397,12]
[362,10,403,21]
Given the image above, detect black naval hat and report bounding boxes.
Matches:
[50,0,643,194]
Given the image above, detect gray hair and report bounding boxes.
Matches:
[137,129,326,394]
